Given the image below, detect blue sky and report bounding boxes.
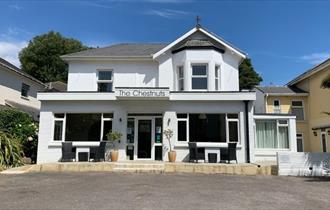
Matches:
[1,0,330,85]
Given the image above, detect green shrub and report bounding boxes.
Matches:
[0,108,38,157]
[0,131,24,167]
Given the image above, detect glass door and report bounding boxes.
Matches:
[137,120,152,159]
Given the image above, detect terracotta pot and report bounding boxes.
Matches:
[168,151,176,162]
[111,150,119,162]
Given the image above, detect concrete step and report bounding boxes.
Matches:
[112,167,164,173]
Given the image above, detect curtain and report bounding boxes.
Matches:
[255,120,277,148]
[278,127,289,148]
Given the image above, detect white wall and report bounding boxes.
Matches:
[37,100,252,164]
[254,88,266,113]
[0,67,44,120]
[67,60,159,91]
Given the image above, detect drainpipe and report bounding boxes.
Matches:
[244,100,250,163]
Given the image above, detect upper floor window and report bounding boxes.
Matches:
[273,100,281,113]
[215,65,220,90]
[97,70,113,92]
[291,101,304,121]
[21,83,30,97]
[191,65,207,90]
[177,66,184,91]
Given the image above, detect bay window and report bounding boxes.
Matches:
[191,65,208,90]
[97,70,113,92]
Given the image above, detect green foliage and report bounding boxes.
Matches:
[321,74,330,88]
[239,59,263,90]
[163,129,174,151]
[0,108,38,157]
[0,131,24,167]
[106,131,122,150]
[19,31,89,83]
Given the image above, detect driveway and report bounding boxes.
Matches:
[0,172,329,209]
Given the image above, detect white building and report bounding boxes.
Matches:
[37,26,297,164]
[0,58,46,120]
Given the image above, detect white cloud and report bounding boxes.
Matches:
[0,41,28,68]
[300,52,330,65]
[144,9,191,19]
[9,4,22,10]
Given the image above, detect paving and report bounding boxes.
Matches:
[0,172,330,209]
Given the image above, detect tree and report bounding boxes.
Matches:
[321,74,330,89]
[239,58,263,90]
[19,31,88,83]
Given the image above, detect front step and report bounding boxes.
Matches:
[112,162,165,173]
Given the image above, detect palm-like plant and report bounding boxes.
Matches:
[0,131,24,167]
[321,74,330,88]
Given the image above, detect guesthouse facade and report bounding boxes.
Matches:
[37,26,297,163]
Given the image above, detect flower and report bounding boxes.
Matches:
[28,136,33,141]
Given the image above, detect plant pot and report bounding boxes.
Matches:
[168,151,176,162]
[111,150,119,162]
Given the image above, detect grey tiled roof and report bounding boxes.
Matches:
[62,43,168,57]
[255,86,308,94]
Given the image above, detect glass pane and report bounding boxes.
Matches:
[255,120,277,148]
[53,121,63,141]
[229,121,238,142]
[177,114,187,118]
[215,66,219,77]
[98,71,112,80]
[192,78,207,89]
[54,113,65,118]
[179,79,184,91]
[103,113,113,118]
[292,108,304,120]
[278,120,288,125]
[127,118,135,143]
[192,65,207,75]
[215,79,218,90]
[297,138,303,152]
[65,114,101,141]
[155,118,162,143]
[102,120,112,140]
[322,134,327,152]
[178,66,184,78]
[178,121,187,141]
[278,126,289,148]
[292,101,303,106]
[273,100,280,106]
[227,114,238,119]
[98,83,113,92]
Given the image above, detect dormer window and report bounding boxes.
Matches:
[97,70,113,92]
[191,64,207,90]
[177,66,184,91]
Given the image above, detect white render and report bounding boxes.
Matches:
[37,26,297,164]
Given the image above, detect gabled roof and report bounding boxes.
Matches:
[153,26,247,59]
[0,58,45,87]
[62,43,167,59]
[287,58,330,86]
[255,86,308,96]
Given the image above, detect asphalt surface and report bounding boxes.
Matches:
[0,172,330,209]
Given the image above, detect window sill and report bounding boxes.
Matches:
[174,142,242,149]
[21,96,29,100]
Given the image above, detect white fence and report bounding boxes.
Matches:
[277,152,330,176]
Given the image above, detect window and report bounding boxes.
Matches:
[215,65,220,90]
[97,70,113,92]
[155,118,163,144]
[53,113,65,141]
[177,66,184,91]
[273,100,281,114]
[227,114,239,143]
[65,114,102,141]
[291,101,304,121]
[21,83,30,97]
[191,65,207,90]
[177,114,189,142]
[255,119,289,149]
[101,113,113,140]
[321,132,327,152]
[296,134,303,152]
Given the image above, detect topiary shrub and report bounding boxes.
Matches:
[0,131,24,167]
[0,108,38,159]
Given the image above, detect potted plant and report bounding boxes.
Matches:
[164,128,176,162]
[106,131,122,162]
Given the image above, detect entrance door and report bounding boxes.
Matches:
[138,120,152,159]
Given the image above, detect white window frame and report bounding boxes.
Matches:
[100,113,113,141]
[296,133,304,152]
[52,113,66,142]
[215,65,220,91]
[273,99,281,114]
[226,114,240,144]
[177,114,189,142]
[291,100,305,121]
[97,69,114,92]
[177,66,184,91]
[191,64,208,91]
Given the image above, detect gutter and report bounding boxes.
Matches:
[244,100,250,163]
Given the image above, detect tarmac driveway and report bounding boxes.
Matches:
[0,172,329,209]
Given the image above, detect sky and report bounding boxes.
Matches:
[1,0,330,85]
